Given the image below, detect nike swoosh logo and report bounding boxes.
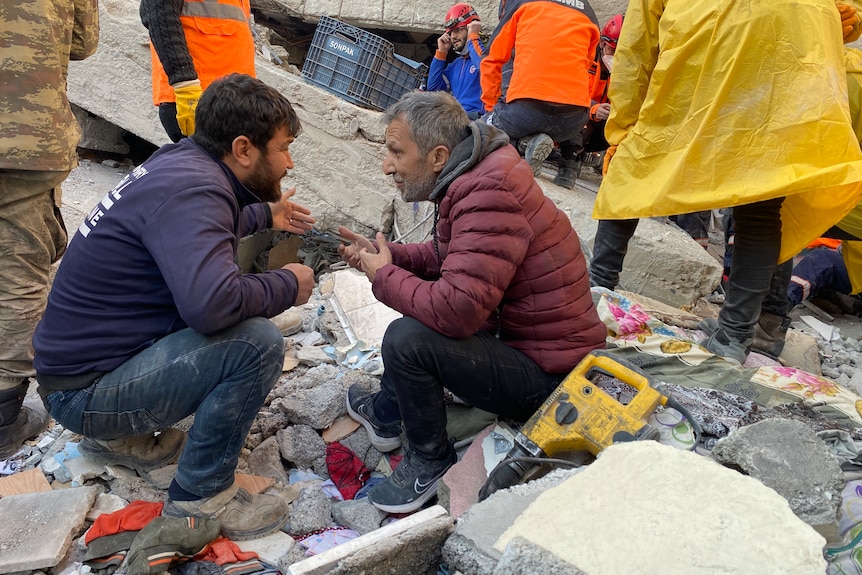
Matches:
[414,477,436,494]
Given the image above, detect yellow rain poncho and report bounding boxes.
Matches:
[837,47,862,293]
[594,0,862,264]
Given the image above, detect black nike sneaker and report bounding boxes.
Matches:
[368,445,458,514]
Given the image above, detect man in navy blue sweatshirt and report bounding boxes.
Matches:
[32,74,316,541]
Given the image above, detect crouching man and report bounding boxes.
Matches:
[338,91,606,514]
[33,74,316,541]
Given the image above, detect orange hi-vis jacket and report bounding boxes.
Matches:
[480,0,600,112]
[151,0,255,105]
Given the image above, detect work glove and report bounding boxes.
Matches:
[173,79,203,137]
[602,145,617,176]
[838,2,862,43]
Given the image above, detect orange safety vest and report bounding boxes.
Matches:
[150,0,256,105]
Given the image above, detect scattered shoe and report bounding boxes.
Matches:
[78,428,186,473]
[162,483,288,541]
[699,328,749,365]
[368,446,458,514]
[345,384,402,452]
[553,158,581,189]
[269,308,303,336]
[0,399,49,459]
[519,134,554,177]
[751,311,790,359]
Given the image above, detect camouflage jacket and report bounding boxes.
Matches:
[0,0,98,172]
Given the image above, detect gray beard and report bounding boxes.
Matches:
[399,172,438,203]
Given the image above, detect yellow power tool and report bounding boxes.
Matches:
[478,349,701,500]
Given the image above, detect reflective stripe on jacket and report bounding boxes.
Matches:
[150,0,255,105]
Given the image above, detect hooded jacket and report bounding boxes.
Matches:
[373,122,606,374]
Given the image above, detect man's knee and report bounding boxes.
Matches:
[237,317,285,367]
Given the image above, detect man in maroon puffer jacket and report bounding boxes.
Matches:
[338,91,606,514]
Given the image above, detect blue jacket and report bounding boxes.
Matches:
[426,34,485,114]
[33,138,299,376]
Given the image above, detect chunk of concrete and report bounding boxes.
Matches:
[331,498,386,535]
[442,468,582,575]
[286,505,453,575]
[277,425,327,477]
[0,486,98,573]
[711,418,844,530]
[496,442,826,574]
[493,536,586,575]
[249,436,290,485]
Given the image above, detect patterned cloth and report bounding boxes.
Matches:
[593,287,862,427]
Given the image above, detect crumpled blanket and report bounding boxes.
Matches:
[593,287,862,427]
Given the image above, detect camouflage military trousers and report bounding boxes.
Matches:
[0,170,68,389]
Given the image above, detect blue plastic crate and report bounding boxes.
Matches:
[302,16,428,111]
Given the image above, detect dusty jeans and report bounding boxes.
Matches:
[43,317,284,497]
[0,170,68,387]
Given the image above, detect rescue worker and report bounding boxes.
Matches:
[426,3,485,118]
[592,0,862,365]
[0,0,99,458]
[140,0,255,142]
[481,0,600,178]
[555,13,623,189]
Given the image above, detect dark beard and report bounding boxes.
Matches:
[244,156,283,203]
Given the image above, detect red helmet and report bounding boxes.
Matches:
[600,14,624,49]
[445,3,479,33]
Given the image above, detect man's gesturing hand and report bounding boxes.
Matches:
[337,226,377,271]
[358,232,392,282]
[270,188,315,234]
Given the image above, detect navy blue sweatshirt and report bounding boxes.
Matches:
[33,138,299,376]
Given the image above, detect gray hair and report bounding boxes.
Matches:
[383,91,470,156]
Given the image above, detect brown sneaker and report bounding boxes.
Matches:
[0,400,49,459]
[162,483,289,541]
[78,428,186,473]
[269,308,303,336]
[752,311,790,359]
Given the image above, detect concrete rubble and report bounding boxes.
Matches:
[3,0,862,574]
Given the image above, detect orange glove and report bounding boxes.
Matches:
[602,145,617,176]
[837,2,862,43]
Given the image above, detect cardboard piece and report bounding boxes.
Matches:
[0,468,52,497]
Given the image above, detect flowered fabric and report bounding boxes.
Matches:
[593,288,862,426]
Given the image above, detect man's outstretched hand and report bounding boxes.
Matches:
[270,188,315,234]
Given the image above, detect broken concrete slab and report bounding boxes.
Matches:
[285,505,453,575]
[496,442,826,574]
[0,485,98,573]
[237,529,296,566]
[492,536,587,575]
[711,418,844,533]
[442,468,582,575]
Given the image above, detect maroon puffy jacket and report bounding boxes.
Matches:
[372,143,606,374]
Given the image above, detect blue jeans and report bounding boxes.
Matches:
[43,317,284,497]
[374,317,565,461]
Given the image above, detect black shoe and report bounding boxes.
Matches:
[346,384,402,452]
[553,159,581,189]
[368,446,458,514]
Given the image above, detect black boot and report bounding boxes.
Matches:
[553,158,581,189]
[0,381,49,458]
[590,219,639,289]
